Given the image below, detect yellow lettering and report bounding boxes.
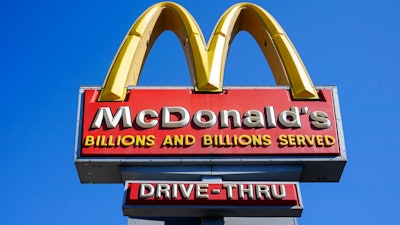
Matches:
[295,135,306,146]
[107,135,115,147]
[233,135,238,145]
[305,135,315,146]
[278,135,288,146]
[174,135,184,146]
[146,135,155,147]
[96,135,101,146]
[218,135,226,146]
[203,135,212,146]
[134,135,145,147]
[287,135,296,146]
[278,134,336,147]
[100,135,108,147]
[84,135,94,147]
[116,135,121,146]
[185,135,196,146]
[162,135,173,147]
[252,135,262,145]
[316,135,324,146]
[225,135,233,146]
[238,135,251,146]
[121,135,135,146]
[324,135,335,147]
[262,134,271,146]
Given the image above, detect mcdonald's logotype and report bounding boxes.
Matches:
[76,2,345,158]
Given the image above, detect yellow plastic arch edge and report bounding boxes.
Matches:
[98,2,319,101]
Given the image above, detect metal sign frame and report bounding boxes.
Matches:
[74,86,346,183]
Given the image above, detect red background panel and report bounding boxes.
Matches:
[80,88,340,156]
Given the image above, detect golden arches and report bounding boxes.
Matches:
[98,2,318,101]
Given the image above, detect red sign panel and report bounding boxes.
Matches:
[125,181,301,207]
[80,88,340,156]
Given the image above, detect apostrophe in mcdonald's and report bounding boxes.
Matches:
[98,2,319,101]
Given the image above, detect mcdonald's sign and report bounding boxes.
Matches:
[75,2,346,184]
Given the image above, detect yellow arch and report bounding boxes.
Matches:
[99,2,318,101]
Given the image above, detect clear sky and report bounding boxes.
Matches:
[1,0,399,224]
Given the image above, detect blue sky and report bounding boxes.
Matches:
[1,0,399,224]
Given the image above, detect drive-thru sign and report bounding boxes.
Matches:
[123,181,303,217]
